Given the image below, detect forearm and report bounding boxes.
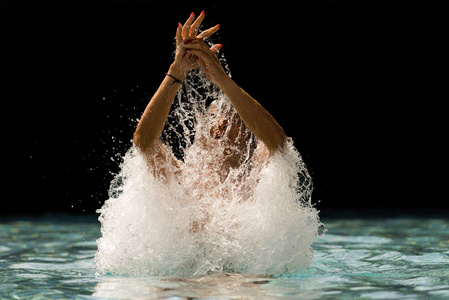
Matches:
[218,76,286,153]
[133,64,184,150]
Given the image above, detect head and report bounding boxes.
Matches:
[192,100,255,168]
[205,101,246,147]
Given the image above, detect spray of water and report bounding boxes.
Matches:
[95,56,324,277]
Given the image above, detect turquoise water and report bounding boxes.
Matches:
[1,215,448,299]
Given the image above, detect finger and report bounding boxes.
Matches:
[210,44,223,53]
[184,39,212,50]
[187,50,211,73]
[182,12,195,40]
[184,42,214,57]
[190,10,205,38]
[186,49,217,65]
[196,56,207,69]
[186,53,200,68]
[176,23,182,47]
[197,24,220,40]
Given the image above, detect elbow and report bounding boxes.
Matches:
[266,131,287,155]
[133,131,146,150]
[134,129,159,152]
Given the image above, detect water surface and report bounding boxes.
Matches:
[1,215,448,299]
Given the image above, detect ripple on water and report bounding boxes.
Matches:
[1,217,449,299]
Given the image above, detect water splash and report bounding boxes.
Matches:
[95,62,323,277]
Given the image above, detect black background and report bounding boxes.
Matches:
[2,1,441,217]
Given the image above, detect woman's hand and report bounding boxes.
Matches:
[171,11,220,77]
[184,40,227,86]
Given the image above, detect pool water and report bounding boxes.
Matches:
[1,215,448,299]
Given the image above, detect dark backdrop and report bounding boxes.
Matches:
[2,1,436,217]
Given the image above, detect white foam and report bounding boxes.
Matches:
[95,68,324,277]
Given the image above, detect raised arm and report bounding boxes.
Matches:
[218,76,287,153]
[133,66,182,151]
[186,42,287,154]
[134,12,220,152]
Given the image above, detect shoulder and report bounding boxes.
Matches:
[138,139,182,180]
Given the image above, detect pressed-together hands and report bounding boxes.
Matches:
[171,11,226,85]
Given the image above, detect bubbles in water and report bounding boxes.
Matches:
[95,61,323,277]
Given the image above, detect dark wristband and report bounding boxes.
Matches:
[166,73,183,85]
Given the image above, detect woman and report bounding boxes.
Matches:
[96,13,320,273]
[133,11,287,183]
